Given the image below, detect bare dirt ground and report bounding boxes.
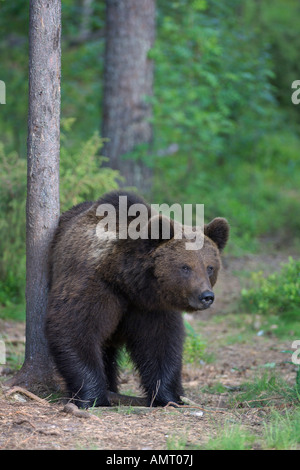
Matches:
[0,251,298,450]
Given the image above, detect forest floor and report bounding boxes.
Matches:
[0,249,299,450]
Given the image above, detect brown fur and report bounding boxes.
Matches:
[45,190,229,408]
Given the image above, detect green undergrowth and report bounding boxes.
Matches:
[201,407,300,450]
[241,257,300,339]
[231,372,300,408]
[183,320,214,364]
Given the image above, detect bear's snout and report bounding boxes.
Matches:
[198,290,214,308]
[188,289,215,311]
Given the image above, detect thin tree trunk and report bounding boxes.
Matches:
[8,0,61,393]
[102,0,156,192]
[80,0,94,40]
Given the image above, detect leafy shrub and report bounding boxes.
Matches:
[241,257,300,316]
[0,124,120,311]
[183,320,209,364]
[150,0,300,252]
[59,118,120,210]
[0,144,26,305]
[241,257,300,337]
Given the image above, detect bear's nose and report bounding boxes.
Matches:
[199,290,214,307]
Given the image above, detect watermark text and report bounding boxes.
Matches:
[291,80,300,105]
[0,340,6,365]
[291,340,300,365]
[0,80,5,104]
[96,196,204,250]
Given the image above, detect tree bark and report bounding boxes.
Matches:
[8,0,61,394]
[101,0,156,192]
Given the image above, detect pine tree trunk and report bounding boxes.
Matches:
[102,0,156,192]
[8,0,61,394]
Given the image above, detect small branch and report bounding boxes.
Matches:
[181,396,201,407]
[6,386,50,406]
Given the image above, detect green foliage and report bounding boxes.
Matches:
[60,118,120,210]
[0,127,119,312]
[150,0,300,252]
[204,423,255,450]
[0,144,26,306]
[0,5,29,161]
[1,0,300,317]
[241,258,300,338]
[153,0,276,160]
[242,257,300,315]
[232,372,299,408]
[201,382,227,394]
[117,346,134,372]
[241,258,300,337]
[204,407,300,449]
[243,0,300,113]
[183,320,211,364]
[166,433,188,451]
[204,370,300,450]
[262,408,300,450]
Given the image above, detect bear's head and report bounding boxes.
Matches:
[148,215,229,312]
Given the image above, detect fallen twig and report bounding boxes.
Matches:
[6,386,50,407]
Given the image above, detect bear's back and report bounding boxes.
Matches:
[48,191,152,289]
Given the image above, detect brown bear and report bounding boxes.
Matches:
[45,190,229,408]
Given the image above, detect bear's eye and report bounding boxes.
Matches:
[181,265,191,274]
[207,265,214,276]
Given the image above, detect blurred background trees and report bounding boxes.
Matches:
[102,0,155,190]
[0,0,300,319]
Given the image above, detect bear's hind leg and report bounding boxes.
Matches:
[49,341,111,408]
[46,289,125,408]
[67,357,111,408]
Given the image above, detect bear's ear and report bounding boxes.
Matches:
[147,214,175,243]
[204,217,229,251]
